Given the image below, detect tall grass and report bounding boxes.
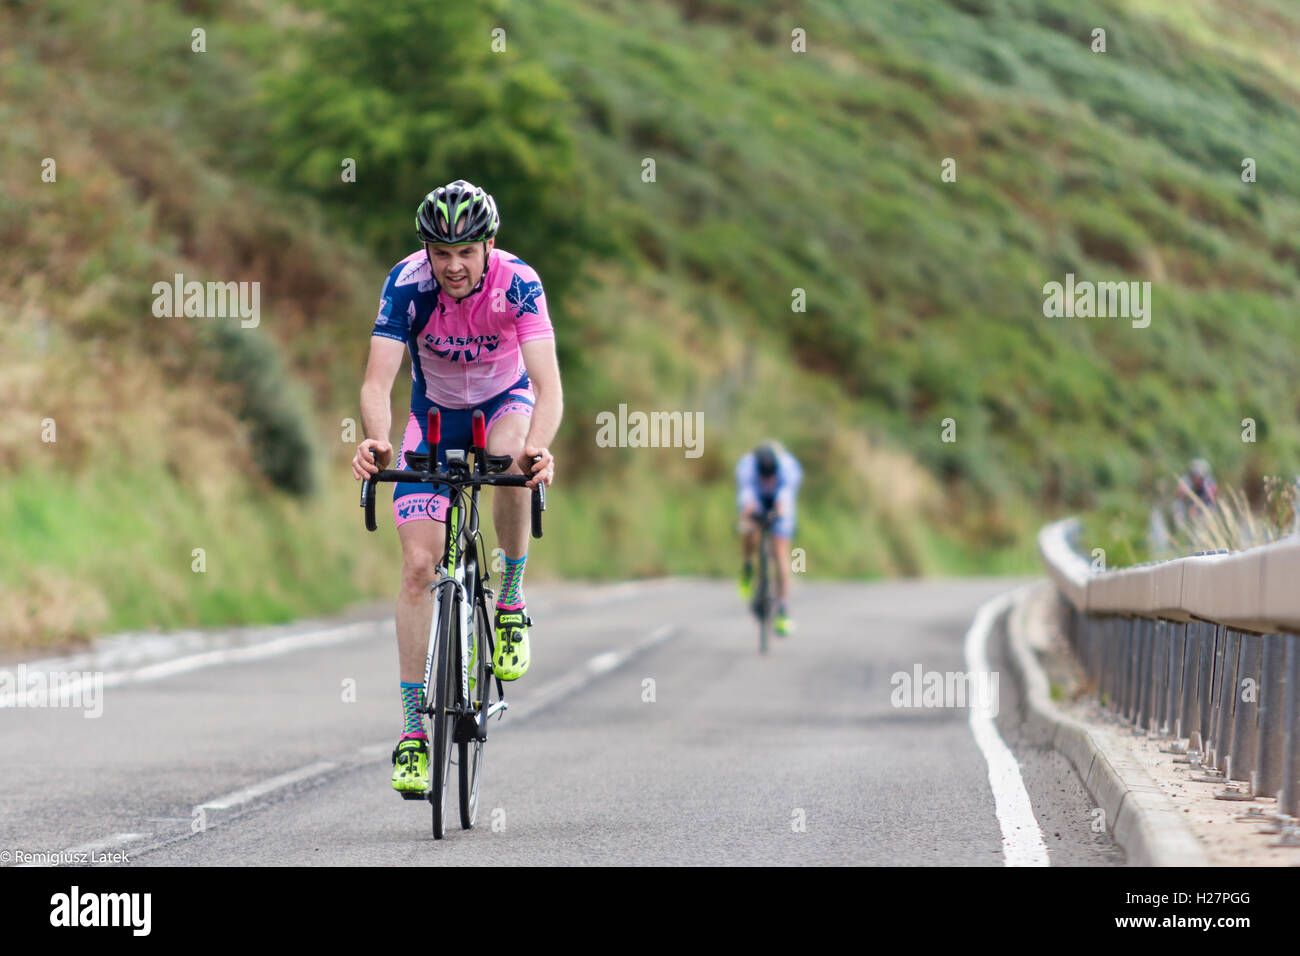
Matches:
[5,0,1300,645]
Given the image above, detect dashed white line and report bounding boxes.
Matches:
[198,761,340,811]
[506,624,678,722]
[36,625,681,865]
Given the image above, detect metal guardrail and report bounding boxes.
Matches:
[1038,518,1300,842]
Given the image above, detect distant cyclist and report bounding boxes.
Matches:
[1174,457,1217,526]
[351,180,562,797]
[736,442,802,636]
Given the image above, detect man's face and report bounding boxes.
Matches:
[426,239,494,296]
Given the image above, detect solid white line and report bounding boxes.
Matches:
[198,761,340,811]
[964,589,1050,867]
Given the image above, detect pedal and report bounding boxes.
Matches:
[400,791,425,801]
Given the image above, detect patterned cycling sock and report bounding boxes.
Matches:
[497,554,527,610]
[400,682,426,738]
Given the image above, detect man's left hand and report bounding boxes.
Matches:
[522,444,555,488]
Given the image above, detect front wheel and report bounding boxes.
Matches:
[757,530,772,654]
[430,586,457,839]
[459,597,491,829]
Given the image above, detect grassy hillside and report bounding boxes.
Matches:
[4,0,1299,646]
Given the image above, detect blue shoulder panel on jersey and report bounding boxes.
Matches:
[372,260,414,341]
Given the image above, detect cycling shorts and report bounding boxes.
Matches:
[393,373,535,526]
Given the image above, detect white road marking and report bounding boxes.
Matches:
[45,624,681,865]
[1,621,384,709]
[586,650,622,674]
[964,588,1050,867]
[198,761,340,811]
[498,624,678,723]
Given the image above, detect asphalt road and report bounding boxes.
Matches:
[0,578,1123,866]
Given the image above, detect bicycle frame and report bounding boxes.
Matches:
[756,511,773,653]
[424,485,508,737]
[361,408,544,835]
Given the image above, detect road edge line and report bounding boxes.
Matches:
[1004,582,1209,867]
[965,587,1051,866]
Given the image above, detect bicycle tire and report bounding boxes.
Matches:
[430,584,457,839]
[758,526,770,654]
[459,596,491,829]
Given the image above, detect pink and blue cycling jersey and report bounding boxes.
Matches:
[371,247,554,410]
[372,247,553,526]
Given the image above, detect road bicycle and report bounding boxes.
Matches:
[751,509,777,654]
[361,408,544,838]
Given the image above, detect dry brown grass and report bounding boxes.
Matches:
[1173,479,1299,553]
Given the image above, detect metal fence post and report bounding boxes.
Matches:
[1153,620,1168,734]
[1112,616,1123,712]
[1163,621,1182,738]
[1280,634,1300,819]
[1136,619,1152,732]
[1178,622,1198,742]
[1213,630,1241,772]
[1255,635,1286,799]
[1121,618,1137,723]
[1197,623,1220,758]
[1226,633,1260,784]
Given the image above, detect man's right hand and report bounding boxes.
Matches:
[353,439,393,480]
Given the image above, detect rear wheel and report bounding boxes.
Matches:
[430,586,457,839]
[459,597,491,829]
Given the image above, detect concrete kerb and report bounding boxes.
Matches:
[1004,584,1209,867]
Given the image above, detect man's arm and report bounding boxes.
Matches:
[520,338,563,486]
[736,455,758,515]
[352,337,407,478]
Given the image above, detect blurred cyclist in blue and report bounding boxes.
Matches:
[736,441,802,636]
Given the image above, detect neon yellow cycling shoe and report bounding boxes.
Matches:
[493,608,531,681]
[738,564,753,601]
[775,609,794,637]
[391,736,429,797]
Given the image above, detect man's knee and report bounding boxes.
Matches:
[400,546,440,597]
[486,416,528,461]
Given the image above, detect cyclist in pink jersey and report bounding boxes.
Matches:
[350,180,562,796]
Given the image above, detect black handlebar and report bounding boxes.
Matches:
[361,452,545,538]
